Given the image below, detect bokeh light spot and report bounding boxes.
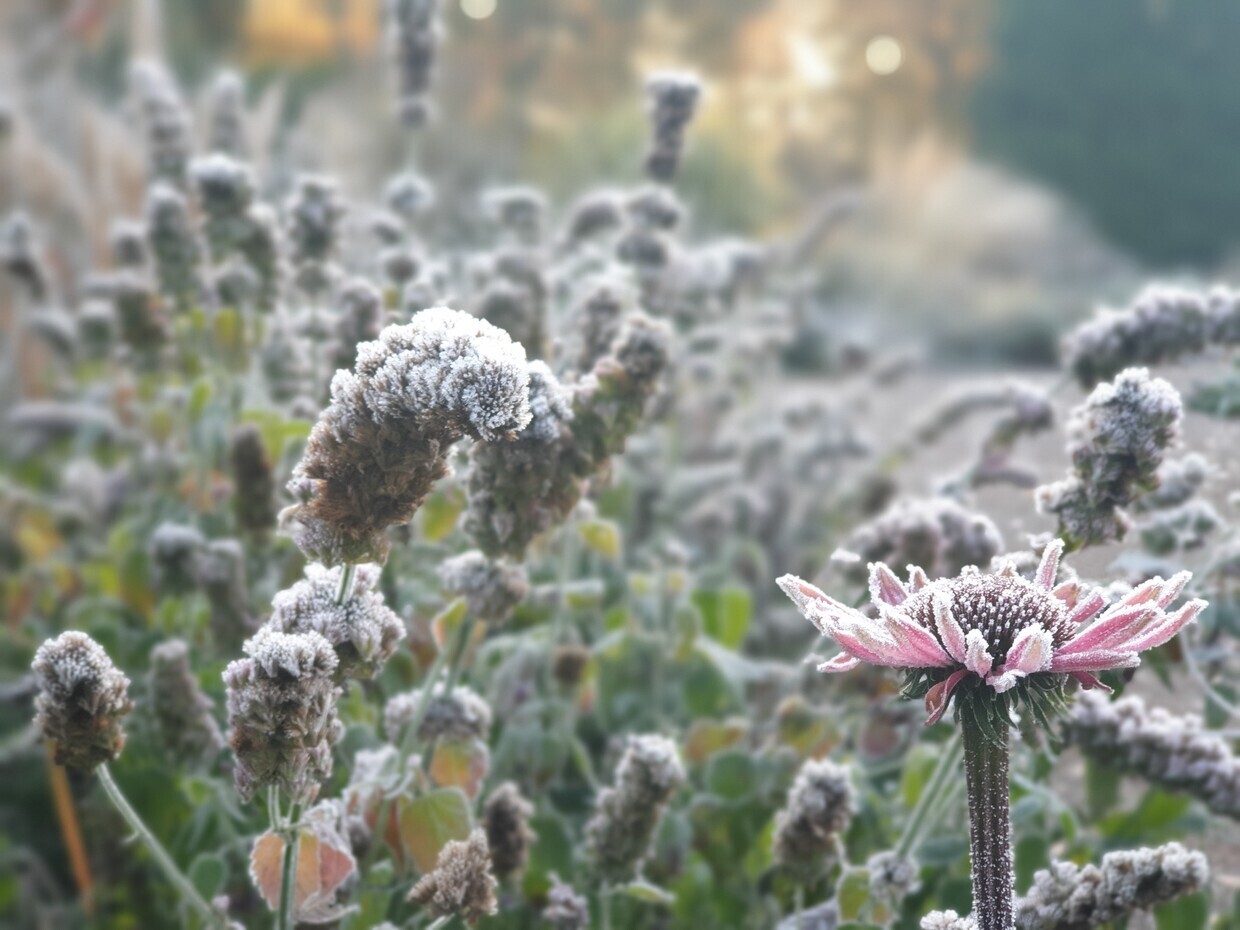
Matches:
[865,35,903,75]
[461,0,497,20]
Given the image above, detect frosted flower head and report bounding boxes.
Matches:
[778,538,1206,727]
[407,829,498,926]
[542,875,590,929]
[643,71,702,182]
[206,69,248,158]
[285,174,346,267]
[483,781,537,880]
[222,628,343,802]
[33,631,133,771]
[267,562,405,681]
[437,550,530,623]
[384,683,492,744]
[384,171,436,220]
[772,758,854,875]
[482,186,547,242]
[584,734,684,883]
[148,639,225,768]
[1015,842,1208,930]
[1037,368,1183,549]
[284,305,531,564]
[149,522,206,596]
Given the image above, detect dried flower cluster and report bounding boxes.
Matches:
[266,562,405,680]
[222,628,343,802]
[1064,285,1240,387]
[465,315,670,559]
[1014,842,1208,930]
[384,683,493,744]
[32,631,133,771]
[437,549,530,623]
[584,734,685,883]
[483,781,537,880]
[542,875,590,929]
[148,639,225,768]
[1037,368,1183,548]
[283,306,532,565]
[386,0,442,126]
[1066,691,1240,818]
[772,758,855,877]
[408,828,499,925]
[840,496,1004,584]
[643,71,702,182]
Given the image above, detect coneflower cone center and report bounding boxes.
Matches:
[903,573,1072,667]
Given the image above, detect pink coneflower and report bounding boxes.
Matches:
[778,538,1203,726]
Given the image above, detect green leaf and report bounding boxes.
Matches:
[421,486,465,543]
[1084,757,1121,819]
[1154,890,1208,930]
[705,751,756,801]
[397,788,474,873]
[617,879,676,905]
[691,587,752,649]
[429,739,490,799]
[683,719,748,764]
[836,868,872,921]
[1015,835,1048,893]
[188,853,226,900]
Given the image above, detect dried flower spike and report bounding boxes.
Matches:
[222,628,343,803]
[148,639,225,769]
[584,734,684,884]
[32,631,133,772]
[266,562,405,681]
[407,828,498,926]
[283,306,532,565]
[772,758,854,879]
[483,781,537,880]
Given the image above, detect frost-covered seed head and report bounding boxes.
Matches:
[130,60,192,187]
[643,71,702,182]
[149,522,206,596]
[230,424,276,538]
[32,632,133,771]
[385,0,442,128]
[483,782,537,880]
[148,639,225,768]
[437,550,530,623]
[196,538,255,647]
[206,70,248,158]
[407,828,498,925]
[542,875,590,929]
[384,684,492,744]
[1014,842,1208,930]
[868,851,920,902]
[109,221,146,268]
[146,182,201,311]
[772,758,854,874]
[385,171,436,220]
[286,174,346,267]
[266,562,404,681]
[843,497,1004,583]
[1066,692,1240,819]
[284,306,531,564]
[584,734,685,883]
[921,911,976,930]
[222,628,342,802]
[1037,368,1182,548]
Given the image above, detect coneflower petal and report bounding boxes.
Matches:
[924,668,969,726]
[1048,649,1141,673]
[1035,538,1064,590]
[931,590,969,664]
[1059,605,1157,655]
[879,606,954,667]
[964,629,994,677]
[869,562,908,607]
[1119,599,1206,653]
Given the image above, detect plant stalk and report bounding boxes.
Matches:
[277,800,303,930]
[97,764,224,928]
[960,707,1014,930]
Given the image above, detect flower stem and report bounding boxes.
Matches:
[277,800,303,930]
[335,563,357,605]
[959,706,1014,930]
[97,763,223,928]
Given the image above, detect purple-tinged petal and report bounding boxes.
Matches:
[1067,590,1107,627]
[776,574,848,635]
[830,619,903,666]
[1156,571,1191,609]
[1005,623,1054,675]
[1053,580,1083,609]
[1120,598,1206,653]
[924,668,969,726]
[1113,575,1169,609]
[1058,605,1157,656]
[1048,650,1141,673]
[932,590,968,664]
[964,629,994,677]
[817,653,862,674]
[1035,539,1064,590]
[879,606,954,667]
[907,566,930,592]
[869,562,908,607]
[1069,671,1112,693]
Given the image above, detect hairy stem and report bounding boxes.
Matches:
[960,707,1014,930]
[97,764,224,928]
[335,562,357,606]
[277,800,303,930]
